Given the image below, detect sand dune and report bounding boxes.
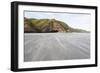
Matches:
[24,33,90,62]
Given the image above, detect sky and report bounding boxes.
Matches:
[24,11,91,31]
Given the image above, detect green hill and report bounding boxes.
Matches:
[24,17,89,33]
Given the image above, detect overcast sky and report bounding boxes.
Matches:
[24,11,91,31]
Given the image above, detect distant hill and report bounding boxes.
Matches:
[24,17,89,33]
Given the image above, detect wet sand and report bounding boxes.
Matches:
[24,33,90,62]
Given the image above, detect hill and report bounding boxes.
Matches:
[24,17,89,33]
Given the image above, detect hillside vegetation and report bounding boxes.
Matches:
[24,17,89,33]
